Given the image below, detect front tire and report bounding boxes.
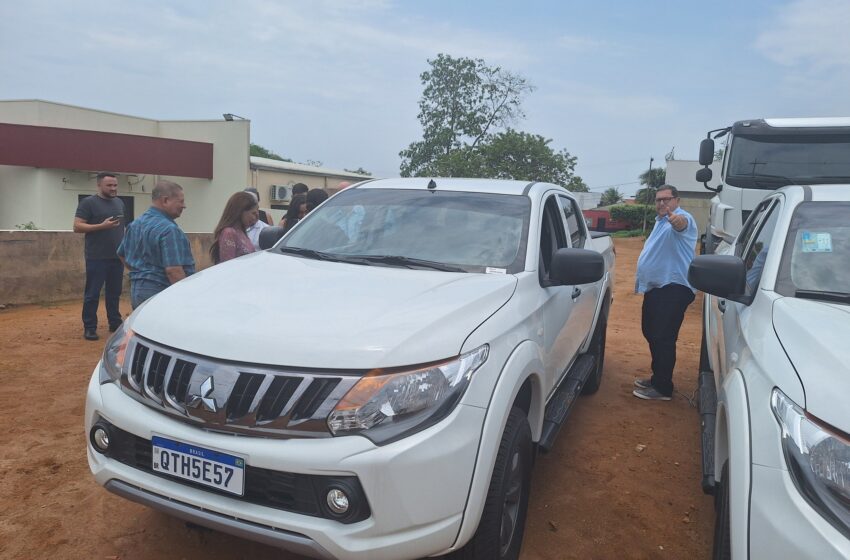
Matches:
[453,407,532,560]
[581,307,608,395]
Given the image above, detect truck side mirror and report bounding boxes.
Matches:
[549,248,605,285]
[698,138,715,166]
[696,168,713,183]
[259,226,286,249]
[688,255,749,303]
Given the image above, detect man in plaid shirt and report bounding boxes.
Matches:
[118,180,196,309]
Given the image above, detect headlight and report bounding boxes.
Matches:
[99,322,134,384]
[328,345,488,444]
[771,388,850,538]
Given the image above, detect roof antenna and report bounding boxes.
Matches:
[427,179,437,190]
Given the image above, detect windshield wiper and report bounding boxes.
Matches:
[794,289,850,304]
[348,254,467,272]
[277,247,341,262]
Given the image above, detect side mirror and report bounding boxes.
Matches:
[550,248,605,285]
[698,138,715,166]
[259,226,285,250]
[695,167,713,183]
[688,255,748,302]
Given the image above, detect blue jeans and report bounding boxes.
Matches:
[131,279,167,309]
[82,259,124,330]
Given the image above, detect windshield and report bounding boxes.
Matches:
[776,202,850,301]
[727,135,850,189]
[280,188,531,273]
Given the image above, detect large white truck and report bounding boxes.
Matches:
[696,117,850,253]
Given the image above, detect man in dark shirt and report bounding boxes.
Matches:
[118,180,195,309]
[73,172,125,341]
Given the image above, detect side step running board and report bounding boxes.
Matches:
[698,370,717,495]
[538,354,596,453]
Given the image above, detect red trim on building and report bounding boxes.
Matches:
[0,123,213,179]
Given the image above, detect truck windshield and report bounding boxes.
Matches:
[281,188,531,273]
[727,135,850,189]
[775,202,850,302]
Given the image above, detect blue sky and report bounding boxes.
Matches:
[2,0,849,195]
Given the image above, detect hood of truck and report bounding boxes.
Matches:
[773,297,850,433]
[130,251,517,369]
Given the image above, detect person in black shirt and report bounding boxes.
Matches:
[73,172,125,341]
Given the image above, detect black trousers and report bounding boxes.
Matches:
[641,283,695,396]
[82,258,124,330]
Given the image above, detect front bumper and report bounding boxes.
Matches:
[86,369,486,560]
[750,463,850,559]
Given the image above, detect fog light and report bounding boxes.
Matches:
[92,427,110,452]
[326,488,350,514]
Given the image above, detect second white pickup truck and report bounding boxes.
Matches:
[86,177,615,560]
[689,184,850,559]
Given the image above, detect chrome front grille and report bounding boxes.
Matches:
[120,337,359,438]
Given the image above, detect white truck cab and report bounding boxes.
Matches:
[696,117,850,253]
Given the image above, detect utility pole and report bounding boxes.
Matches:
[642,157,654,234]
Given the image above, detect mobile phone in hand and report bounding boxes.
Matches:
[112,214,124,220]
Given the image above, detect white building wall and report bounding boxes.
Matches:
[665,159,722,193]
[0,100,250,232]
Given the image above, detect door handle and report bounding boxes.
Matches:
[718,299,726,313]
[571,287,582,300]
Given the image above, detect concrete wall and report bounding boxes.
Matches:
[666,159,722,193]
[678,194,712,239]
[0,230,214,305]
[0,100,250,233]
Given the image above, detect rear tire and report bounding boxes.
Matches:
[713,462,732,560]
[581,307,608,395]
[451,407,532,560]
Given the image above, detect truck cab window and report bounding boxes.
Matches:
[559,195,587,248]
[742,201,780,295]
[540,196,568,284]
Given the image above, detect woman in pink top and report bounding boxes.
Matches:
[210,192,259,264]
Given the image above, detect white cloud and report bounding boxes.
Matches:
[756,0,850,69]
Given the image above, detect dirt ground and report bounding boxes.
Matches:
[0,238,714,560]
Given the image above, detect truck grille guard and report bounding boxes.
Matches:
[119,336,360,438]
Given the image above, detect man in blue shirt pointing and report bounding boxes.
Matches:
[633,185,697,401]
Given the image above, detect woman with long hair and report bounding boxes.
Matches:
[210,191,259,264]
[280,193,307,234]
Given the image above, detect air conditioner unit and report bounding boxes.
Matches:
[270,184,292,202]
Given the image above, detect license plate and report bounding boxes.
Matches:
[152,436,245,496]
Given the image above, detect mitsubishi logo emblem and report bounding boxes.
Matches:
[188,376,217,413]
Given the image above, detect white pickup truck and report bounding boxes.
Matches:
[85,178,615,560]
[688,184,850,559]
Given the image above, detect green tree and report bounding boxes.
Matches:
[476,129,587,188]
[599,187,624,207]
[250,143,292,162]
[635,167,666,204]
[400,54,586,190]
[400,54,533,177]
[609,204,654,230]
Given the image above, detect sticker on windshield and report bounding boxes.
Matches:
[801,231,832,253]
[485,267,507,274]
